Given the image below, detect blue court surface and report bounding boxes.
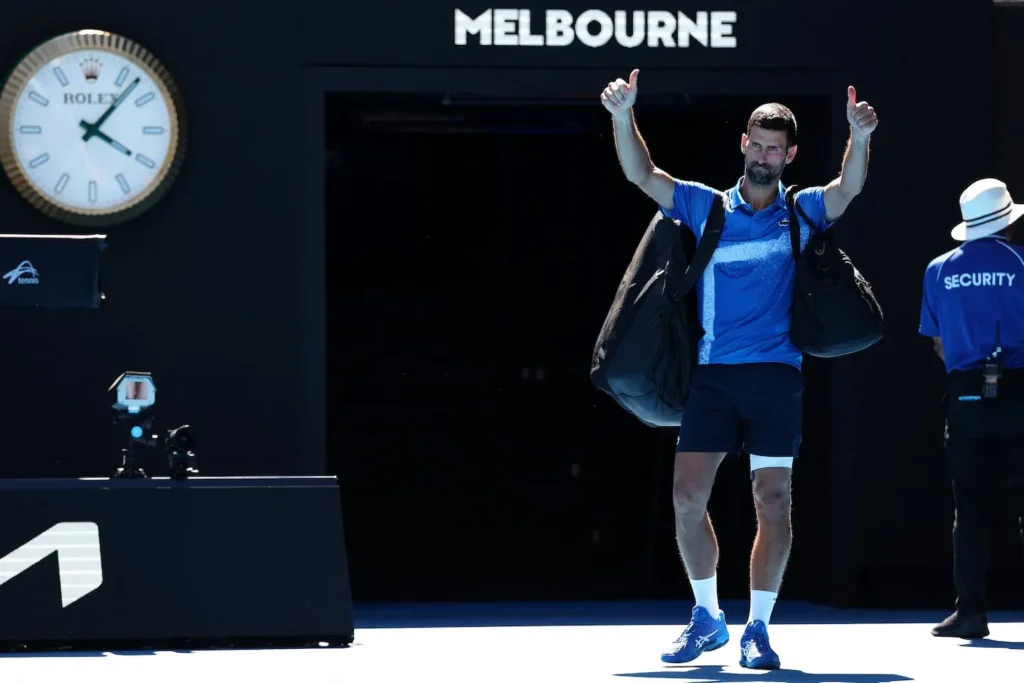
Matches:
[3,600,1021,682]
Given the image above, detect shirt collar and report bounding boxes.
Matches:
[728,176,788,212]
[965,235,1009,244]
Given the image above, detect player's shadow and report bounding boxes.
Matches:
[0,649,193,658]
[615,666,912,682]
[0,652,106,658]
[961,639,1024,650]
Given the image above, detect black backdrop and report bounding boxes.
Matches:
[0,0,1018,608]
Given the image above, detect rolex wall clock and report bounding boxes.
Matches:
[0,30,186,226]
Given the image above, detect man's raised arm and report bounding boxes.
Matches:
[602,69,677,211]
[823,85,879,222]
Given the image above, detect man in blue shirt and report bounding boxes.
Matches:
[919,178,1024,640]
[600,69,878,669]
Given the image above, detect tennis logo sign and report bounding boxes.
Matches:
[454,9,738,48]
[0,522,103,607]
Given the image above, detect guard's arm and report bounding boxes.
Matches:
[933,337,945,362]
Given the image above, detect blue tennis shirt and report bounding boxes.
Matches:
[658,176,835,370]
[919,235,1024,373]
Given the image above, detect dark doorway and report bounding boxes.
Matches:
[325,91,833,602]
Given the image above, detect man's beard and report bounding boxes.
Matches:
[745,160,784,186]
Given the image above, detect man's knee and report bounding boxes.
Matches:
[672,480,711,517]
[672,451,724,519]
[752,467,792,521]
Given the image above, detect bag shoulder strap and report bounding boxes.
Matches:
[678,190,727,295]
[784,184,817,260]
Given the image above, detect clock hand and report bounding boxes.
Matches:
[77,122,131,155]
[80,77,141,142]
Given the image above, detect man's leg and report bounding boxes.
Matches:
[661,449,733,664]
[749,459,793,624]
[937,433,1024,637]
[932,434,993,638]
[673,451,729,610]
[734,363,802,670]
[1008,439,1024,563]
[661,365,740,664]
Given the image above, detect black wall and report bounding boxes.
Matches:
[0,0,1014,608]
[0,4,314,477]
[995,5,1024,192]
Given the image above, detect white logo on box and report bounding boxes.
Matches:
[3,260,40,285]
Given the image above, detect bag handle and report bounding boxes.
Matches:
[677,190,727,295]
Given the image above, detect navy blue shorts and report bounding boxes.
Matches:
[676,362,803,459]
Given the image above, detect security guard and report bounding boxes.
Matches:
[919,178,1024,639]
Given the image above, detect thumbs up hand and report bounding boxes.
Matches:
[846,86,878,140]
[601,69,640,120]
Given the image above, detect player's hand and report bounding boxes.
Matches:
[846,86,878,141]
[601,69,639,120]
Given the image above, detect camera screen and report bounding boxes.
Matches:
[125,381,149,401]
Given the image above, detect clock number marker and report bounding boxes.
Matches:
[18,126,42,134]
[55,174,70,194]
[115,68,129,87]
[116,174,131,195]
[53,67,70,87]
[135,154,156,170]
[28,92,49,107]
[134,92,155,107]
[88,181,98,204]
[142,127,164,135]
[28,153,50,169]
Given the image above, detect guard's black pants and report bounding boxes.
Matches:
[945,435,1024,615]
[946,370,1024,616]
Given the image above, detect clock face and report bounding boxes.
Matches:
[0,31,185,226]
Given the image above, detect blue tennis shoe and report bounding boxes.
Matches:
[739,619,781,669]
[661,605,730,664]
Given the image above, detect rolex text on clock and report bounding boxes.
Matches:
[0,30,187,226]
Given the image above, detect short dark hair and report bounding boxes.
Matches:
[746,103,797,147]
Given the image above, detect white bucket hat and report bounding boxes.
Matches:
[951,178,1024,241]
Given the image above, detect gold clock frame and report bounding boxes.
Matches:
[0,30,187,227]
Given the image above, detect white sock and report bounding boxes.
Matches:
[749,590,778,626]
[689,575,720,616]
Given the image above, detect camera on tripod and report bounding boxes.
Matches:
[166,424,199,480]
[109,371,199,480]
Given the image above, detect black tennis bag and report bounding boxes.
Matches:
[785,185,884,358]
[590,193,726,428]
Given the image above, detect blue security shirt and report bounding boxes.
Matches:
[658,176,836,370]
[919,235,1024,373]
